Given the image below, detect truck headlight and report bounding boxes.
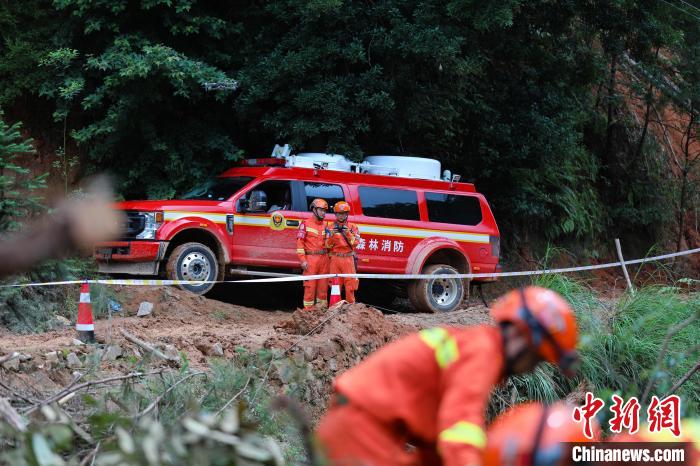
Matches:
[136,211,164,239]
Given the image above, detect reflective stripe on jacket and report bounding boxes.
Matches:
[296,218,327,263]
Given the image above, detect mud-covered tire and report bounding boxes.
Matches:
[408,264,465,313]
[165,242,218,295]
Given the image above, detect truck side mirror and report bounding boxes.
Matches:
[237,196,248,213]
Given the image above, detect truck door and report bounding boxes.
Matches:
[230,179,304,269]
[353,186,422,273]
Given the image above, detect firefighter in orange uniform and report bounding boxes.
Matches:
[325,201,360,304]
[483,401,600,466]
[316,286,580,466]
[296,198,330,310]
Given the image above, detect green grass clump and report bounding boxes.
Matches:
[490,273,699,419]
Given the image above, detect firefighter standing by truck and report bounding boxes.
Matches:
[316,286,580,466]
[296,198,330,310]
[325,201,360,304]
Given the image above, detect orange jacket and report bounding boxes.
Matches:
[296,217,328,263]
[325,221,360,254]
[334,326,505,466]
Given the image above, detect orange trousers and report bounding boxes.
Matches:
[329,256,359,303]
[303,254,329,309]
[316,402,418,466]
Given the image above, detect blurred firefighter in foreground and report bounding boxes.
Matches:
[610,419,700,466]
[297,198,330,310]
[483,401,599,466]
[316,286,580,466]
[0,176,123,279]
[325,201,360,304]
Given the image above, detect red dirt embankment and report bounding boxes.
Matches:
[0,286,491,410]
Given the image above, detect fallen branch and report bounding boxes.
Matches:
[0,379,39,404]
[0,352,20,365]
[78,441,100,466]
[663,360,700,398]
[135,371,206,419]
[0,397,27,432]
[120,329,180,364]
[641,312,698,404]
[23,370,166,415]
[215,377,252,416]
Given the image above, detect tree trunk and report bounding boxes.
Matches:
[604,53,618,168]
[676,108,695,253]
[632,49,660,170]
[632,82,654,168]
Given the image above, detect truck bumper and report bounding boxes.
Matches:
[471,262,501,282]
[94,241,168,276]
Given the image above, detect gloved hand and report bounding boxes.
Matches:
[301,261,308,271]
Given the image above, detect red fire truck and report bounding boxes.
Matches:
[95,147,501,312]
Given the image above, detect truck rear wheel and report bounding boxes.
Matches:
[166,242,218,295]
[408,264,465,313]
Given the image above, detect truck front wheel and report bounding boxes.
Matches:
[408,264,466,313]
[165,242,218,295]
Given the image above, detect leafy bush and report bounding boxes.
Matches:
[0,353,307,465]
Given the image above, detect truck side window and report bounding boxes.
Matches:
[359,186,420,221]
[425,192,483,226]
[303,182,345,211]
[245,180,292,213]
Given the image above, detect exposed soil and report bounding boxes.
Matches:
[0,286,492,417]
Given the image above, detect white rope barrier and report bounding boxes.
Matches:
[1,247,698,288]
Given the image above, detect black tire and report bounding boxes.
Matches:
[408,264,466,313]
[166,242,219,295]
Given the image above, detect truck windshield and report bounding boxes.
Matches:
[181,177,253,201]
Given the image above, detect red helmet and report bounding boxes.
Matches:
[491,287,579,376]
[309,198,328,210]
[484,402,599,466]
[333,201,351,213]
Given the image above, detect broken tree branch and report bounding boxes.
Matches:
[663,360,700,398]
[0,352,20,365]
[215,377,251,416]
[0,379,39,404]
[78,441,100,466]
[135,371,206,419]
[0,397,27,432]
[120,329,180,364]
[23,369,166,415]
[641,312,699,404]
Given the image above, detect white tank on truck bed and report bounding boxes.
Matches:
[362,155,442,181]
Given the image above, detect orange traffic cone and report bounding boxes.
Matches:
[328,277,341,307]
[76,282,95,343]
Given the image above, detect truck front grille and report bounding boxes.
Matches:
[124,211,146,239]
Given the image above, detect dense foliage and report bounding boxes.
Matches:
[0,0,697,246]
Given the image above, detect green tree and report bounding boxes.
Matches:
[0,0,697,249]
[0,111,46,230]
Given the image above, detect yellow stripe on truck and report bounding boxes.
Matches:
[359,224,489,244]
[162,212,490,244]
